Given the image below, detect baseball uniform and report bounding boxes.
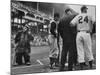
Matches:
[71,13,94,63]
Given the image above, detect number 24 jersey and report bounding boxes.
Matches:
[71,13,93,31]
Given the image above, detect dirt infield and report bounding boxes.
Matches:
[11,34,96,74]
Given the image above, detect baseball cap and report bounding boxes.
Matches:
[81,5,88,11]
[65,8,71,13]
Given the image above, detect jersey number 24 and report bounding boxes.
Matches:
[78,16,88,24]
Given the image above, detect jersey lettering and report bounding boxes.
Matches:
[78,16,88,24]
[78,16,83,23]
[84,16,88,23]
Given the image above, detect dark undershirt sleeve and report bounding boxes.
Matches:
[58,21,63,38]
[50,22,57,38]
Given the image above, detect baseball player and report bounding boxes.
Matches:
[48,13,60,69]
[70,5,95,69]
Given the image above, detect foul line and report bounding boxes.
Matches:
[37,60,44,65]
[12,58,47,70]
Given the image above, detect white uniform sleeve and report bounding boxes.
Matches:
[70,15,79,26]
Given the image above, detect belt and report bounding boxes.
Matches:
[77,30,90,33]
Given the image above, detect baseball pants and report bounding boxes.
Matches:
[76,32,94,63]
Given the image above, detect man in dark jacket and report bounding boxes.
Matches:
[15,25,33,65]
[58,8,77,71]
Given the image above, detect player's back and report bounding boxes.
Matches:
[75,13,92,31]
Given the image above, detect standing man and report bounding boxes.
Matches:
[58,8,77,71]
[70,5,94,69]
[15,25,33,65]
[48,13,60,69]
